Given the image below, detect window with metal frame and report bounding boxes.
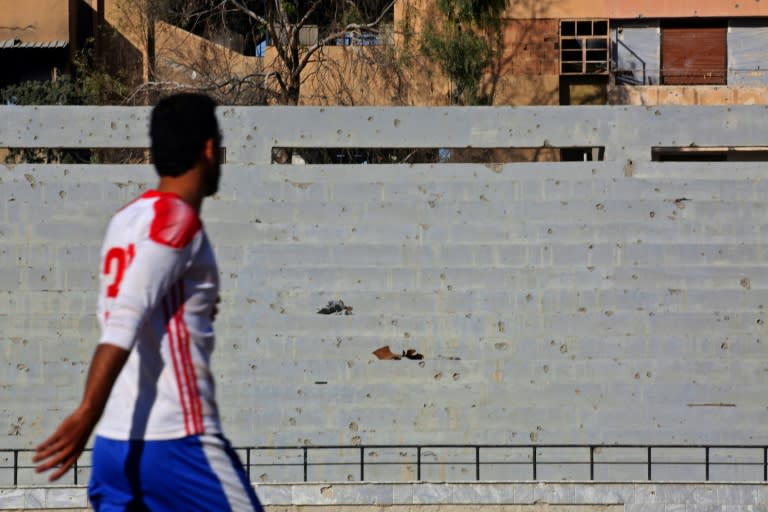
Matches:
[560,19,609,75]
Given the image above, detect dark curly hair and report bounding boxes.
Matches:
[150,93,219,177]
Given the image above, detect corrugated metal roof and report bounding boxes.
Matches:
[0,39,68,49]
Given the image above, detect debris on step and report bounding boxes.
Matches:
[402,349,423,360]
[317,300,353,315]
[373,345,424,360]
[373,345,400,360]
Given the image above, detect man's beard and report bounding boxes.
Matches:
[204,163,220,196]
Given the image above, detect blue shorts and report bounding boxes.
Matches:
[88,434,264,512]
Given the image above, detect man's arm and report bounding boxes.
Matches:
[33,343,130,481]
[34,197,202,481]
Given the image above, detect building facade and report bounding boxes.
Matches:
[0,0,80,90]
[3,1,768,107]
[493,0,768,105]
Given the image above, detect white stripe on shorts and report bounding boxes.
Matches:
[200,435,256,511]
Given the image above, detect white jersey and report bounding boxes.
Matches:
[95,190,222,440]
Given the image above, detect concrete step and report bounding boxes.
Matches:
[225,265,768,292]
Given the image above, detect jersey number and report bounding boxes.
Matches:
[103,244,135,298]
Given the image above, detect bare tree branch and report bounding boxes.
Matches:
[297,0,324,30]
[226,0,269,26]
[165,0,397,105]
[296,0,397,80]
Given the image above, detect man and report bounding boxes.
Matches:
[33,94,264,512]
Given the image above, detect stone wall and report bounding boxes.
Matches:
[2,106,768,484]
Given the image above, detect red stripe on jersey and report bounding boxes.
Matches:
[163,292,192,435]
[169,285,192,434]
[175,281,204,434]
[150,194,201,249]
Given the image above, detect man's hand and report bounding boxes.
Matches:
[33,343,131,481]
[33,407,99,481]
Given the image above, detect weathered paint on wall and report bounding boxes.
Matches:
[608,85,768,105]
[0,0,72,42]
[493,76,561,106]
[501,20,559,77]
[728,20,768,86]
[607,0,768,19]
[505,0,768,19]
[612,21,660,86]
[153,21,263,96]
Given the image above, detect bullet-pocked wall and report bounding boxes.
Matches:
[2,106,768,484]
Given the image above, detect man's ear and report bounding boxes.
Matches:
[202,137,216,163]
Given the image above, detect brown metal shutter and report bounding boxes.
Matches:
[662,25,726,85]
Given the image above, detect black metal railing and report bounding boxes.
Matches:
[3,444,767,486]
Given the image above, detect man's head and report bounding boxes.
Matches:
[150,93,221,196]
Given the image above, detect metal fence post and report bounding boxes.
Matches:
[417,446,421,481]
[590,446,595,481]
[303,447,308,482]
[705,447,710,481]
[647,446,652,481]
[360,446,365,481]
[475,446,480,481]
[532,446,537,480]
